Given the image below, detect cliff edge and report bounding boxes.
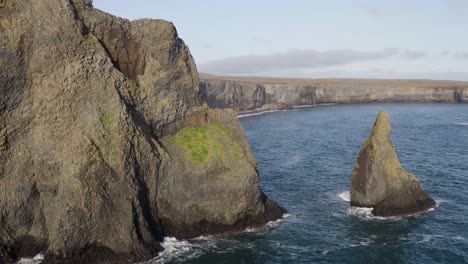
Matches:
[0,1,284,263]
[199,74,468,112]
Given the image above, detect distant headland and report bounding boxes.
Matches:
[199,73,468,113]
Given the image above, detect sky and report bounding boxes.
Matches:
[93,0,468,80]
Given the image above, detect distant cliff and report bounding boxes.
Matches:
[200,74,468,112]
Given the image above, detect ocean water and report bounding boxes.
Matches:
[149,103,468,264]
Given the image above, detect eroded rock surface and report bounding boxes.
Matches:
[159,108,284,238]
[0,0,284,262]
[350,111,435,216]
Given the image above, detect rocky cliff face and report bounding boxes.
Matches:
[200,75,468,111]
[200,81,266,111]
[0,1,283,263]
[350,111,435,216]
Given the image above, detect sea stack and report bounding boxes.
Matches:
[350,111,435,216]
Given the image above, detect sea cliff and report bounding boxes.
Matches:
[200,74,468,112]
[0,1,283,263]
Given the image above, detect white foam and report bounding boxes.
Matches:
[17,253,44,264]
[349,206,408,221]
[237,103,339,118]
[338,191,351,202]
[420,234,433,243]
[348,201,439,221]
[144,237,206,264]
[348,206,375,218]
[145,214,289,263]
[293,103,337,109]
[238,109,291,118]
[285,154,303,167]
[414,233,443,244]
[321,238,374,256]
[457,122,468,126]
[244,213,290,233]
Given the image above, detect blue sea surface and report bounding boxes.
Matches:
[151,103,468,264]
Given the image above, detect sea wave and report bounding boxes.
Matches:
[348,205,407,221]
[16,253,44,264]
[293,103,337,109]
[338,191,350,202]
[244,213,290,232]
[143,237,208,264]
[340,190,439,220]
[237,103,337,118]
[348,201,439,221]
[321,238,374,255]
[457,122,468,126]
[145,214,289,264]
[238,109,292,118]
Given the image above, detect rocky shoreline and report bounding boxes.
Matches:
[200,74,468,112]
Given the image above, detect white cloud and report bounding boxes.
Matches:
[198,48,433,75]
[198,48,401,75]
[401,50,427,59]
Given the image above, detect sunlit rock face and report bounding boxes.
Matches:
[0,0,284,263]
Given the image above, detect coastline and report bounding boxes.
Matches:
[200,75,468,114]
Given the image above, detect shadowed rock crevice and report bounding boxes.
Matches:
[350,111,435,216]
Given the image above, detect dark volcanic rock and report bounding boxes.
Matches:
[0,0,284,262]
[0,245,17,264]
[350,111,435,216]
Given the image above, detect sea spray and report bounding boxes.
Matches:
[17,253,44,264]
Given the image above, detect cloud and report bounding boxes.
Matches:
[198,48,400,75]
[440,50,451,56]
[401,50,428,59]
[440,51,468,59]
[212,68,468,81]
[454,52,468,59]
[252,36,271,45]
[201,42,214,49]
[356,4,383,19]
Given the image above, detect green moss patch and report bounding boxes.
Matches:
[173,124,243,164]
[100,114,111,129]
[0,3,14,9]
[0,17,10,28]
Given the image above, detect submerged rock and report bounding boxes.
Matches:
[350,111,435,216]
[0,0,284,262]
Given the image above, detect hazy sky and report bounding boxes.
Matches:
[93,0,468,80]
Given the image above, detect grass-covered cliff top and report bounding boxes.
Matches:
[199,73,468,88]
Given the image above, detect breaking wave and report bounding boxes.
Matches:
[238,109,292,118]
[145,214,289,264]
[338,191,350,202]
[16,253,44,264]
